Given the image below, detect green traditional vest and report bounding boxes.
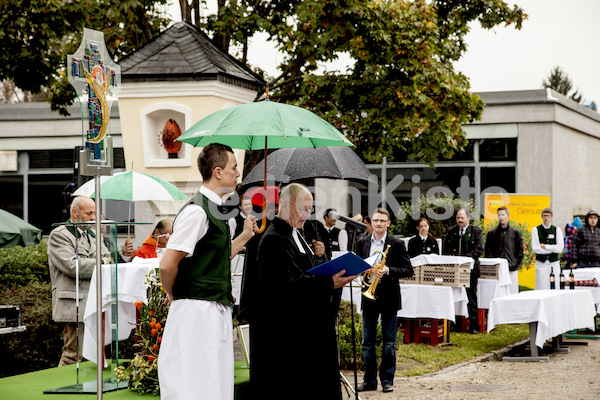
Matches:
[536,224,559,262]
[172,191,232,306]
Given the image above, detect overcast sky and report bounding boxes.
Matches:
[167,0,600,106]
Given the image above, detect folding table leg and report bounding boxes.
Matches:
[502,322,549,362]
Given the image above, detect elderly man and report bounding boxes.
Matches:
[250,183,356,399]
[48,196,111,366]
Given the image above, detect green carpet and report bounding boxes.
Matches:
[1,361,249,399]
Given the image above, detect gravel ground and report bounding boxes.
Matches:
[340,335,600,400]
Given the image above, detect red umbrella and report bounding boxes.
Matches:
[245,186,279,207]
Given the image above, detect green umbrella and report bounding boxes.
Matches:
[177,99,353,232]
[0,209,42,248]
[177,100,353,149]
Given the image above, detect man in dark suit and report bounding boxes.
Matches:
[356,208,413,393]
[443,208,484,333]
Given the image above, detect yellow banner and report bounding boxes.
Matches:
[483,193,551,290]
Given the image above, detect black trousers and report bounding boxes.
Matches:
[466,272,479,330]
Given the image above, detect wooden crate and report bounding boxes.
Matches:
[419,263,471,287]
[479,263,500,280]
[398,265,420,285]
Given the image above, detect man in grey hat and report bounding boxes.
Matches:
[572,210,600,268]
[531,208,564,289]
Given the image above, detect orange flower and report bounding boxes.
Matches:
[156,322,161,331]
[151,328,158,337]
[135,301,142,312]
[158,336,162,344]
[153,344,159,351]
[148,354,156,361]
[149,321,156,329]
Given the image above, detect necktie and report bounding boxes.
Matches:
[458,228,463,256]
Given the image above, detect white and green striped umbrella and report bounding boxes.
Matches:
[72,171,188,202]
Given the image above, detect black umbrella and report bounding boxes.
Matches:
[241,146,377,186]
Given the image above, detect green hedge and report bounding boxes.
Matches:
[0,282,63,377]
[0,240,49,287]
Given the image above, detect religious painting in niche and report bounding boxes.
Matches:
[160,119,182,159]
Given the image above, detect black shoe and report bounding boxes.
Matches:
[470,328,480,334]
[382,382,394,392]
[357,381,377,392]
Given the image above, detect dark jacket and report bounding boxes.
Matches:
[484,224,524,271]
[356,233,413,312]
[443,224,484,276]
[408,235,440,258]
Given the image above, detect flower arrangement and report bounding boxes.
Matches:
[115,269,168,395]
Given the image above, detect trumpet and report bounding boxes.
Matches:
[362,245,391,300]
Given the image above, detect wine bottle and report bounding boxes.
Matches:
[569,268,575,290]
[550,267,555,289]
[559,268,565,290]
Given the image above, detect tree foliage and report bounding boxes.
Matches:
[0,0,170,115]
[201,0,526,165]
[542,65,582,103]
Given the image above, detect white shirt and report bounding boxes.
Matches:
[369,232,387,257]
[325,226,349,252]
[531,223,564,256]
[292,228,313,255]
[167,186,223,258]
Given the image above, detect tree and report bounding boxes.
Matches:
[0,0,170,115]
[199,0,526,165]
[542,65,582,103]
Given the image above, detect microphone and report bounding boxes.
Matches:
[328,210,367,230]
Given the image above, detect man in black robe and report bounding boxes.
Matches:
[250,183,356,399]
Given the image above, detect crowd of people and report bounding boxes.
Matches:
[46,145,600,398]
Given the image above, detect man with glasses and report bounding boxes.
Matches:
[250,183,356,399]
[132,219,173,259]
[356,208,413,393]
[532,208,564,289]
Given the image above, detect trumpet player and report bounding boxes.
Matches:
[356,208,413,393]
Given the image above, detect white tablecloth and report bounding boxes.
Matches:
[410,254,474,270]
[341,284,468,322]
[83,259,157,365]
[561,267,600,310]
[488,289,596,348]
[477,278,512,309]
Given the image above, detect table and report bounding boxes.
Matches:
[561,267,600,310]
[488,289,596,360]
[83,259,157,365]
[410,254,474,270]
[341,284,468,322]
[477,258,513,308]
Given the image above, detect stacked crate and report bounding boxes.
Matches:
[479,263,500,280]
[419,262,471,288]
[398,265,420,285]
[414,318,445,345]
[397,318,414,344]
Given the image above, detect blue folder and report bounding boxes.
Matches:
[308,252,373,277]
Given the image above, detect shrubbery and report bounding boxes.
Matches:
[0,240,49,287]
[0,281,63,377]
